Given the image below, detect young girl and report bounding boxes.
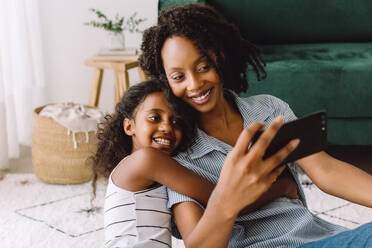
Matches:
[90,80,217,247]
[139,3,372,248]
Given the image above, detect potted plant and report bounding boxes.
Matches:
[85,8,146,50]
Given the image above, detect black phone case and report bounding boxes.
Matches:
[252,111,328,164]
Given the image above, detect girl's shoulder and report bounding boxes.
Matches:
[113,148,160,170]
[111,150,158,192]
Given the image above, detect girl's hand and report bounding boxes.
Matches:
[278,168,299,199]
[208,116,300,219]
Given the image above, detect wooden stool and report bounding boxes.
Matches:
[85,55,147,107]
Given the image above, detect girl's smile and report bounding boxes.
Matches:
[124,92,182,154]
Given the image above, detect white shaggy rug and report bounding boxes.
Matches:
[0,173,105,248]
[0,173,371,248]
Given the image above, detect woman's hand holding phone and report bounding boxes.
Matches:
[207,116,300,219]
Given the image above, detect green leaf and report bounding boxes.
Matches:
[85,9,145,33]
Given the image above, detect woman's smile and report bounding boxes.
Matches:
[188,88,213,105]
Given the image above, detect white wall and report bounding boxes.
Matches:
[38,0,158,112]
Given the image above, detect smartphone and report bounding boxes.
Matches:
[252,111,328,164]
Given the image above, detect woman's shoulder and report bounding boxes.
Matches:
[239,94,288,107]
[239,94,292,112]
[238,94,296,122]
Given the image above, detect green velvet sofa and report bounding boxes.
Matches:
[159,0,372,145]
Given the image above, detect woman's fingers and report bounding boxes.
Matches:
[249,116,284,159]
[263,138,300,173]
[217,117,301,214]
[267,165,287,185]
[233,122,265,156]
[241,117,299,181]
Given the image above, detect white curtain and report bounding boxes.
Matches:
[0,0,46,169]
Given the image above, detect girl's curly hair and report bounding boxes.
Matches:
[89,79,197,196]
[139,3,266,95]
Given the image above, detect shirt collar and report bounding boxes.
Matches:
[188,92,274,160]
[233,92,274,129]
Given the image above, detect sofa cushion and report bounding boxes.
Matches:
[159,0,205,10]
[242,43,372,119]
[328,119,372,145]
[208,0,372,44]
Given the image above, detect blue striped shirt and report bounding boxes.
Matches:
[167,93,346,248]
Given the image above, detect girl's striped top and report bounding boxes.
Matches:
[104,160,172,248]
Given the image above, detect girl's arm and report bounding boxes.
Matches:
[114,146,299,210]
[296,151,372,207]
[112,147,214,206]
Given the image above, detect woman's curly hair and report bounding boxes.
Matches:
[89,79,197,196]
[139,3,266,95]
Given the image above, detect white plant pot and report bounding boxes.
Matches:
[107,32,125,50]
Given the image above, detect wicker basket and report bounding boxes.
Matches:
[32,105,98,184]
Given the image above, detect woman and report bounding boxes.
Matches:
[139,4,372,247]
